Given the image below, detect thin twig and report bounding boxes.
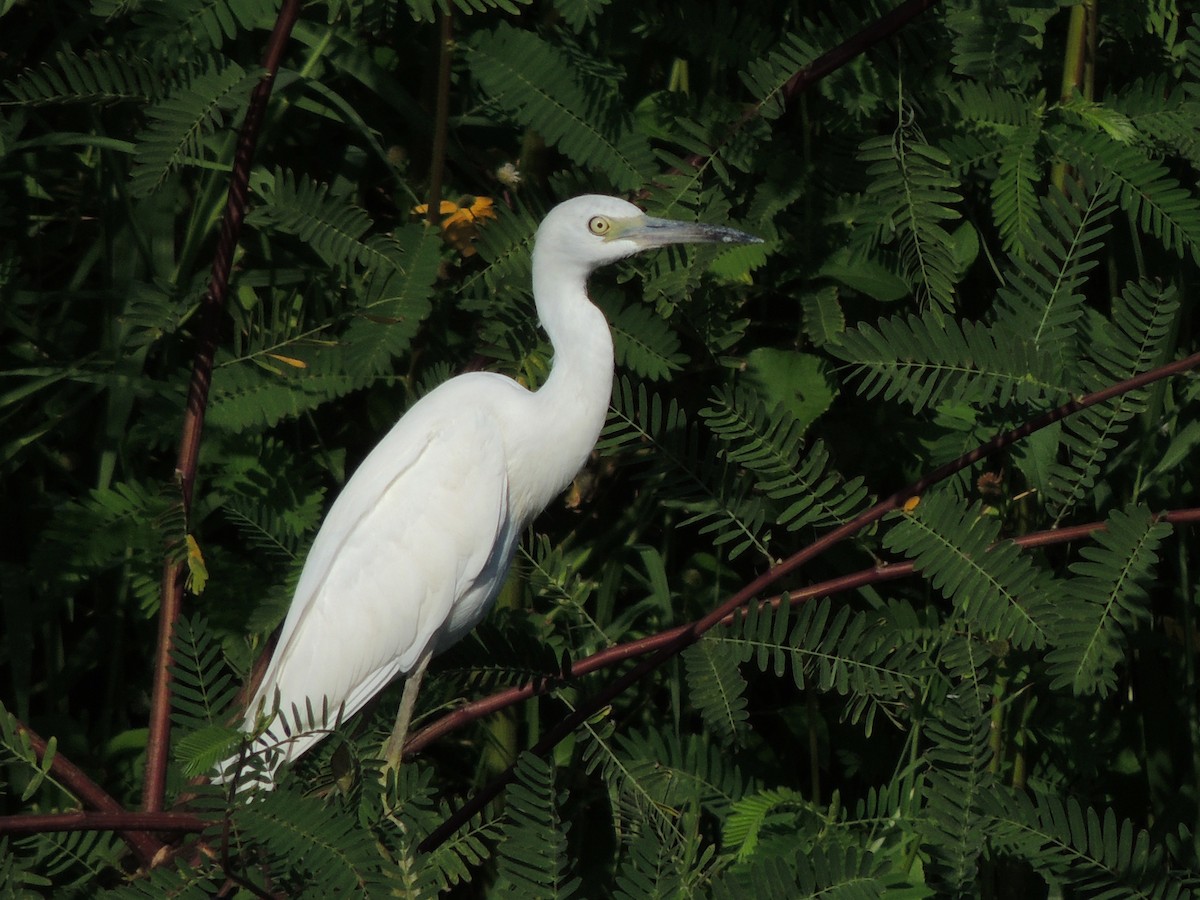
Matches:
[143,0,302,815]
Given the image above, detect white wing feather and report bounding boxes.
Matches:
[228,374,525,781]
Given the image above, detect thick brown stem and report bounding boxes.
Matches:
[142,0,302,814]
[0,810,205,837]
[6,722,165,864]
[426,12,454,227]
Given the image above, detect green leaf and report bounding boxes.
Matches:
[1045,504,1172,696]
[683,639,748,745]
[742,349,834,431]
[494,753,581,898]
[818,247,910,302]
[883,492,1052,649]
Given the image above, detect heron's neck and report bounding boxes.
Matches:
[517,261,614,513]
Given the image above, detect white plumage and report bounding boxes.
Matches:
[217,195,760,788]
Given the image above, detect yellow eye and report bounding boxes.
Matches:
[587,216,611,236]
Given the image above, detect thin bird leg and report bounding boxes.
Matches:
[382,646,433,771]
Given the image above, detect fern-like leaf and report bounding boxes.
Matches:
[800,285,844,347]
[1042,280,1179,520]
[1045,504,1172,697]
[684,638,749,745]
[1064,130,1200,262]
[493,753,581,898]
[469,23,652,191]
[130,56,259,196]
[921,691,994,897]
[858,121,964,313]
[612,830,685,900]
[720,787,809,862]
[721,598,928,734]
[2,50,160,106]
[987,791,1187,898]
[992,177,1115,374]
[882,492,1051,649]
[593,288,689,381]
[991,120,1043,252]
[609,729,750,843]
[169,615,240,775]
[602,377,772,561]
[232,787,396,894]
[830,312,1065,414]
[207,363,361,433]
[131,0,281,52]
[701,385,871,533]
[740,32,822,120]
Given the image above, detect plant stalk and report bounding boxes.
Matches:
[142,0,301,814]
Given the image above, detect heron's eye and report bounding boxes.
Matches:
[587,216,611,236]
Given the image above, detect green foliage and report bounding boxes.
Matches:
[130,56,260,197]
[920,690,995,896]
[468,22,653,191]
[683,638,749,745]
[883,492,1052,649]
[230,788,398,895]
[0,702,63,802]
[493,753,581,897]
[169,615,241,776]
[604,376,773,561]
[2,50,161,106]
[830,310,1063,413]
[1042,280,1180,520]
[856,116,965,314]
[986,792,1196,899]
[700,385,871,533]
[2,0,1199,896]
[1045,504,1173,697]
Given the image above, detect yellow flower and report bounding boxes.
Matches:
[412,196,497,257]
[411,199,459,219]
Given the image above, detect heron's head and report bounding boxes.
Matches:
[533,194,761,274]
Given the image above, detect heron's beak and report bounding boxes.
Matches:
[618,215,763,249]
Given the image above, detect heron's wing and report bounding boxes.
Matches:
[246,378,517,738]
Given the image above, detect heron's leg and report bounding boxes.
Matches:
[382,646,433,771]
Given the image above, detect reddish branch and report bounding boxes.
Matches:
[142,0,302,815]
[0,811,206,837]
[679,0,943,172]
[7,502,1198,845]
[418,349,1200,851]
[4,722,165,864]
[406,503,1200,758]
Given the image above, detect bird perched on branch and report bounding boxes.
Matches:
[217,194,761,789]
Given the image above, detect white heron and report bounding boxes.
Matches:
[217,194,761,789]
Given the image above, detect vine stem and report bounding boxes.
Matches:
[418,347,1200,852]
[142,0,301,815]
